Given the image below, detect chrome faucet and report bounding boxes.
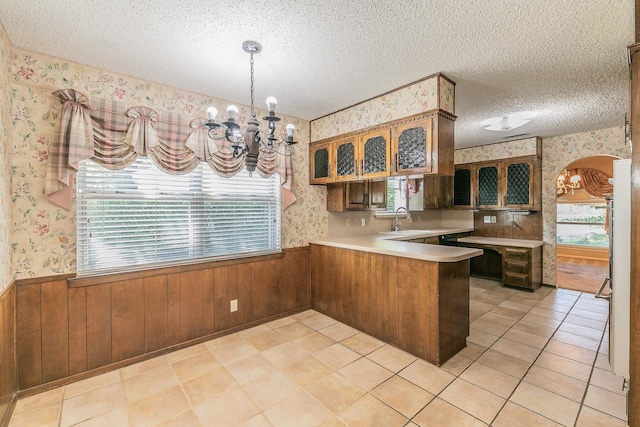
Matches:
[393,207,411,231]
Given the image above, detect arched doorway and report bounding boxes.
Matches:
[555,155,619,293]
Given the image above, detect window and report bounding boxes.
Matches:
[556,202,608,248]
[76,157,281,276]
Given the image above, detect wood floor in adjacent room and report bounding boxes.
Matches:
[556,256,609,294]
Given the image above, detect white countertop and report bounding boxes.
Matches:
[309,227,482,263]
[457,236,544,248]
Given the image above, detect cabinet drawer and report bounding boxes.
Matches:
[505,260,529,275]
[504,272,530,288]
[503,247,529,262]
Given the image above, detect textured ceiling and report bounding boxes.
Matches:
[0,0,634,148]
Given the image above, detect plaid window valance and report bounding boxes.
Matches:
[44,89,295,210]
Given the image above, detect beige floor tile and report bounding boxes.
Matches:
[263,390,333,427]
[501,328,549,350]
[439,378,505,424]
[569,307,609,322]
[491,337,541,363]
[340,332,384,355]
[290,309,319,320]
[535,352,592,382]
[534,300,572,314]
[273,321,314,340]
[371,376,434,418]
[318,416,347,427]
[165,343,208,364]
[476,349,531,379]
[511,320,556,338]
[314,343,361,370]
[73,406,130,427]
[479,311,519,327]
[460,362,519,399]
[238,323,272,339]
[225,354,279,385]
[492,402,562,427]
[458,341,487,361]
[528,306,567,320]
[490,305,526,321]
[120,355,169,380]
[123,364,180,403]
[261,341,309,368]
[282,355,334,387]
[12,386,64,417]
[583,385,628,421]
[398,359,455,395]
[543,339,597,365]
[318,322,359,341]
[589,367,627,396]
[192,387,260,427]
[61,382,126,427]
[306,372,366,413]
[523,365,587,402]
[181,366,239,406]
[266,316,296,329]
[413,398,486,427]
[558,322,605,341]
[236,413,274,427]
[576,406,629,426]
[510,381,580,426]
[520,313,562,328]
[208,339,259,366]
[8,402,61,427]
[470,318,510,336]
[563,314,606,331]
[171,351,221,383]
[300,313,338,330]
[506,295,541,307]
[366,345,417,373]
[155,410,200,427]
[203,332,243,350]
[594,351,611,370]
[294,331,336,353]
[338,357,393,391]
[242,371,301,410]
[337,394,407,426]
[440,353,473,376]
[128,386,190,427]
[498,300,534,313]
[245,329,289,351]
[467,327,500,347]
[64,370,122,399]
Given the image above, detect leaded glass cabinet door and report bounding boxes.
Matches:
[310,142,332,184]
[453,165,474,208]
[476,163,501,208]
[504,159,534,208]
[392,118,433,175]
[334,137,359,182]
[359,129,391,179]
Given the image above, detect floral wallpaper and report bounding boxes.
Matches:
[8,46,325,279]
[0,24,12,292]
[454,137,539,164]
[310,74,454,142]
[541,127,629,285]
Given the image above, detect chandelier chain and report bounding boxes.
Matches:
[249,52,255,118]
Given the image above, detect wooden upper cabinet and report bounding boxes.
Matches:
[391,117,433,176]
[476,162,501,209]
[310,142,333,184]
[360,129,391,179]
[334,137,359,182]
[453,165,474,208]
[503,158,538,209]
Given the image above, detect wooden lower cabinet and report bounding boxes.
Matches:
[310,244,469,365]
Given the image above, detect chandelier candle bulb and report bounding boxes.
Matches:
[206,106,218,121]
[226,105,239,122]
[266,96,277,114]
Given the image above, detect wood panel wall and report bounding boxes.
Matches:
[472,209,543,241]
[310,244,469,365]
[0,283,16,427]
[15,247,310,393]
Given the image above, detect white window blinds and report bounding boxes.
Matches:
[76,157,281,277]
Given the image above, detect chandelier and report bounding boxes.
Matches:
[204,41,296,173]
[557,169,581,195]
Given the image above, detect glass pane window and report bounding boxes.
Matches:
[76,157,281,276]
[556,202,607,248]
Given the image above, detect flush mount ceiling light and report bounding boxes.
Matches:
[483,112,533,132]
[204,41,296,174]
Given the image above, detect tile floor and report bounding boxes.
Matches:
[9,278,629,427]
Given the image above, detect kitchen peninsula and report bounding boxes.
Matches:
[309,228,482,366]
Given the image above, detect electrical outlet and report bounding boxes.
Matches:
[491,216,497,223]
[484,216,491,224]
[230,299,238,312]
[346,219,351,227]
[361,218,366,226]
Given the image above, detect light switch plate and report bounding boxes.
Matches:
[491,216,497,223]
[230,299,238,312]
[484,216,491,224]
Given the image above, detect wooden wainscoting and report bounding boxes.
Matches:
[15,247,310,394]
[0,282,16,427]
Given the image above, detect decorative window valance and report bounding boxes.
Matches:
[44,89,295,210]
[557,168,612,198]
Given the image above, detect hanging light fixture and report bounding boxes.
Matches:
[204,41,296,173]
[556,169,581,195]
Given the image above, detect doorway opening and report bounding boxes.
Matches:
[555,155,617,293]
